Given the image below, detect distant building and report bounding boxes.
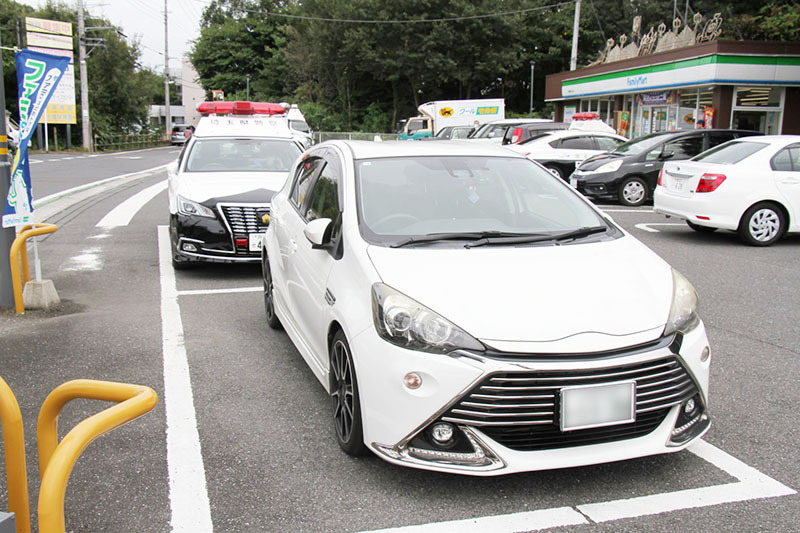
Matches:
[181,57,205,128]
[546,40,800,138]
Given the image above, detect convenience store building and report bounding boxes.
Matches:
[545,40,800,138]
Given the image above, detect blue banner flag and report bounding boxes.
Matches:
[2,49,70,227]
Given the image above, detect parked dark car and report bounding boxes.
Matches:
[501,122,569,145]
[570,129,760,206]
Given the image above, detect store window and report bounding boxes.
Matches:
[732,87,783,134]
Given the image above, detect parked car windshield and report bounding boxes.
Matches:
[611,132,672,156]
[185,139,301,172]
[692,140,768,164]
[356,156,610,245]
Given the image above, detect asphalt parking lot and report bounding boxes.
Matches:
[1,163,798,531]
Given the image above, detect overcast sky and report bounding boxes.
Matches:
[28,0,212,72]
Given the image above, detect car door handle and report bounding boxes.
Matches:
[780,177,800,185]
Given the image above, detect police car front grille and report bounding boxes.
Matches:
[219,205,269,236]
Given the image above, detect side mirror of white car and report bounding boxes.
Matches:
[304,218,333,248]
[166,161,178,177]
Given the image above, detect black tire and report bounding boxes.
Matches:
[329,330,368,456]
[686,221,717,233]
[618,176,648,206]
[738,202,785,246]
[170,216,193,270]
[262,255,281,329]
[544,164,564,181]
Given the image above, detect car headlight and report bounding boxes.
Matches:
[595,159,623,173]
[177,195,215,218]
[664,269,700,336]
[371,283,485,354]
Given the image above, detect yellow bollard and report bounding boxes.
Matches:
[0,376,32,533]
[36,380,158,533]
[9,223,58,314]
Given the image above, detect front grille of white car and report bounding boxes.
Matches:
[440,356,699,451]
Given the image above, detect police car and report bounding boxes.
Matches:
[503,128,627,181]
[167,101,304,267]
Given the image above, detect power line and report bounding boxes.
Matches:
[240,2,575,24]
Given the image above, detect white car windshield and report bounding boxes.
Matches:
[356,156,612,245]
[185,139,301,172]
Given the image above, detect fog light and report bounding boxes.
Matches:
[684,398,696,414]
[403,372,421,389]
[701,346,710,362]
[182,243,198,252]
[430,423,454,444]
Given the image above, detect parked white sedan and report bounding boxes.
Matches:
[655,135,800,246]
[262,140,711,475]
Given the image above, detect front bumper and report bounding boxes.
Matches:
[352,323,711,476]
[172,203,270,263]
[571,169,621,200]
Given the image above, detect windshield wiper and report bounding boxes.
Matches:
[464,226,608,248]
[390,231,535,248]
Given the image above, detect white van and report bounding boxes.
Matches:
[284,104,312,148]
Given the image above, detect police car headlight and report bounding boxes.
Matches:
[177,195,215,218]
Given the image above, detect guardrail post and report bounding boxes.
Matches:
[0,377,32,533]
[37,380,158,533]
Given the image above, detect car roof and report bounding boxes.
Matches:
[487,118,553,125]
[326,139,529,160]
[194,115,294,139]
[540,130,622,139]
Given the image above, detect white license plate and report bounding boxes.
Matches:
[671,179,685,192]
[560,381,635,432]
[249,232,265,252]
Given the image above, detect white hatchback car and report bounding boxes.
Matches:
[655,135,800,246]
[262,140,711,475]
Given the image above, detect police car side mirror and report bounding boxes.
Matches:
[304,218,333,249]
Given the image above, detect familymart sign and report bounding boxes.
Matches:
[561,54,800,98]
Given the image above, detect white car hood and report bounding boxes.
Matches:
[367,237,673,353]
[176,171,288,203]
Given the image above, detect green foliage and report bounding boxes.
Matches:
[735,2,800,41]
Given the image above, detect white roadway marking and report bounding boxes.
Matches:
[365,440,795,532]
[635,222,684,233]
[178,287,261,296]
[60,247,103,272]
[96,180,168,227]
[157,225,214,533]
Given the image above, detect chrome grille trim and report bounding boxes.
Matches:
[441,356,698,429]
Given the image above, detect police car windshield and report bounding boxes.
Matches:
[185,139,301,172]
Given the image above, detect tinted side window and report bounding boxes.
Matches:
[771,145,800,171]
[664,136,704,159]
[708,132,736,148]
[290,157,322,212]
[306,164,340,222]
[558,136,596,149]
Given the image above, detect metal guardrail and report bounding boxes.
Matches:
[9,224,58,314]
[312,131,397,144]
[93,133,167,152]
[0,377,158,533]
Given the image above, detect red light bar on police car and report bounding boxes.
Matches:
[197,101,287,116]
[572,112,599,120]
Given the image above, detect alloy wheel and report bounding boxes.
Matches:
[330,339,355,443]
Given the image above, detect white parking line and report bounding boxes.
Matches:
[635,222,684,232]
[178,287,261,296]
[96,180,167,227]
[157,225,214,533]
[365,440,794,532]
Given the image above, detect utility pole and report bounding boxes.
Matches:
[529,61,535,117]
[164,0,171,140]
[246,74,250,100]
[78,0,91,150]
[570,0,581,71]
[0,30,16,309]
